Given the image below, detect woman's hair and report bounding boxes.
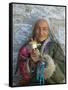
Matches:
[32,19,52,40]
[32,18,57,42]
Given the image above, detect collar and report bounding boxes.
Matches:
[41,38,51,55]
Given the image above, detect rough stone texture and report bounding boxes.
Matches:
[12,3,65,86]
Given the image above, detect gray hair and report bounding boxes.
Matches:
[32,18,55,41]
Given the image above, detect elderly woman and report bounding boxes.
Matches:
[18,19,65,86]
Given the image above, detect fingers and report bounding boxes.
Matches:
[31,49,40,57]
[30,38,33,41]
[30,38,36,42]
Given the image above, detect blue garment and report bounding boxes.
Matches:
[36,61,48,85]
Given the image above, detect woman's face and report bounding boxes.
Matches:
[35,21,49,42]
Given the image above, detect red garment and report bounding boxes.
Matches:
[19,47,31,81]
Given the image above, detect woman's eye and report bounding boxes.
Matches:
[42,28,46,31]
[43,28,48,31]
[43,28,46,30]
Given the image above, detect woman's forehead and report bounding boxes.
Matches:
[36,20,48,28]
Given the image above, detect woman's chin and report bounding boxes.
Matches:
[38,38,46,42]
[37,37,48,42]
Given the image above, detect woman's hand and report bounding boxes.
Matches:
[30,48,40,62]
